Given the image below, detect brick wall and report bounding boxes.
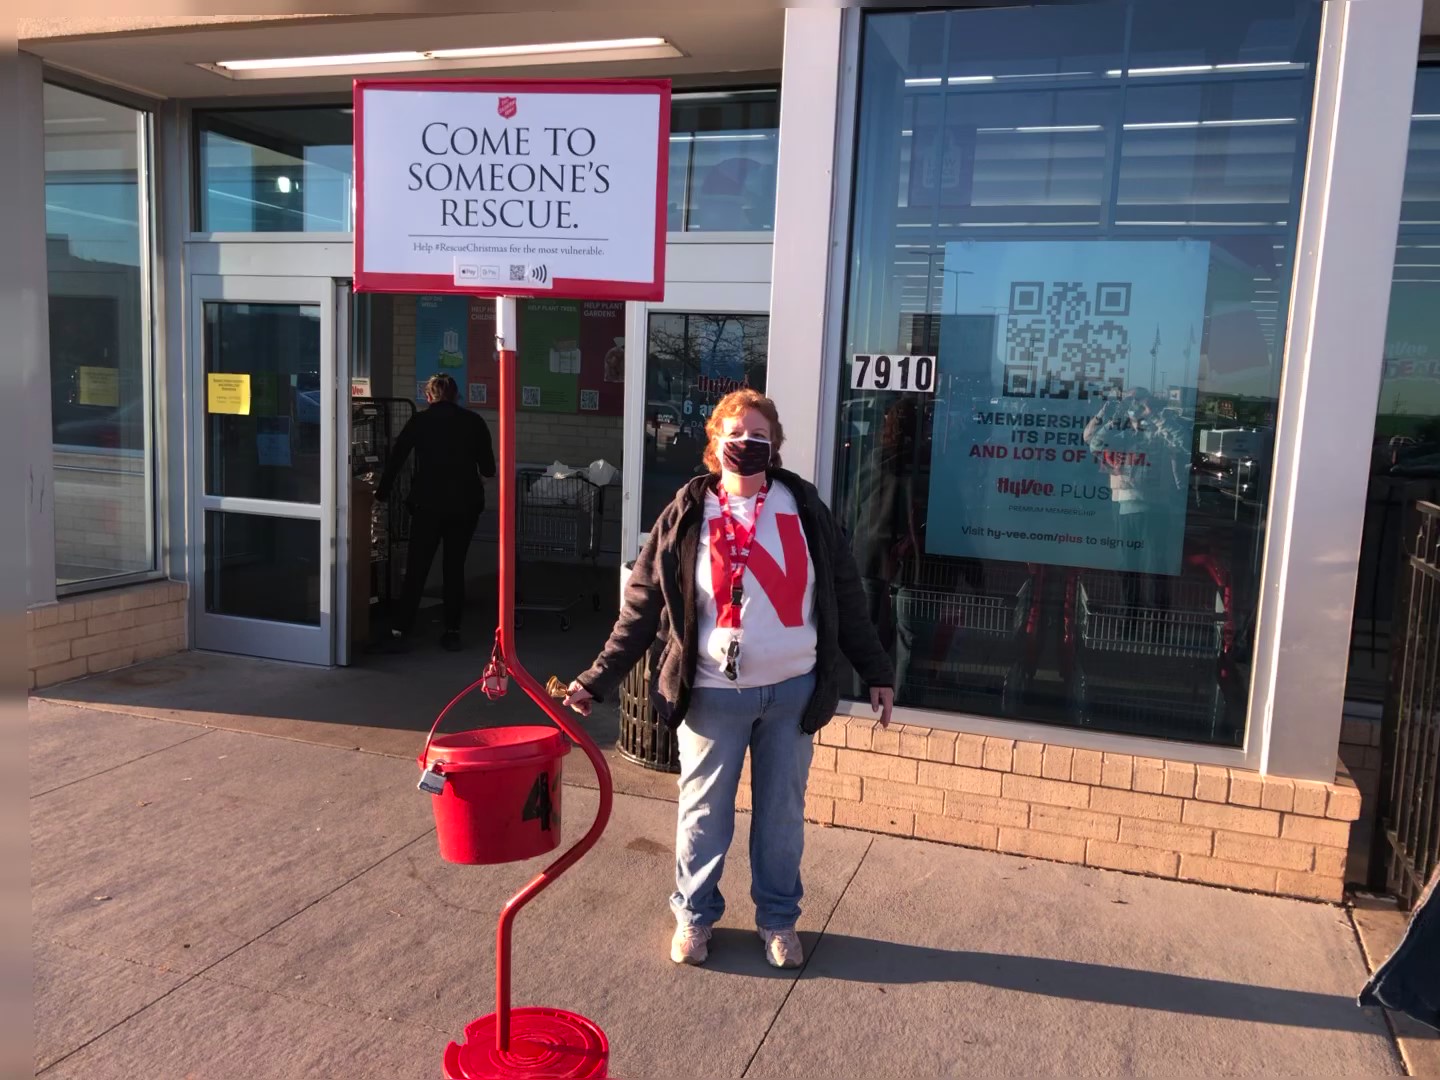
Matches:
[1338,706,1384,883]
[28,580,187,689]
[740,715,1363,903]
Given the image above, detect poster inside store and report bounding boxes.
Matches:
[923,239,1209,575]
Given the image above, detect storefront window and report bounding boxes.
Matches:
[835,0,1322,746]
[196,107,354,232]
[641,313,769,530]
[45,83,157,588]
[668,91,779,232]
[1347,66,1440,702]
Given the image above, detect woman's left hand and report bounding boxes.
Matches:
[870,686,895,728]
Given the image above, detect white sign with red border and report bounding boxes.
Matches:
[355,78,670,300]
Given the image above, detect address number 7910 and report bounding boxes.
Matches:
[850,354,937,394]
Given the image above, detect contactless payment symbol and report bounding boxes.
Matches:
[498,96,518,119]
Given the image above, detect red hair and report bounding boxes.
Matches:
[702,389,785,475]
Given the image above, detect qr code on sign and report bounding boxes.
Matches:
[579,389,600,411]
[1003,280,1131,401]
[522,386,541,407]
[509,264,527,283]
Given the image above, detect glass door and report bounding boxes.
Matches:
[189,275,337,664]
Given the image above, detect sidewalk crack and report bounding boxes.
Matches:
[31,728,215,800]
[741,835,875,1078]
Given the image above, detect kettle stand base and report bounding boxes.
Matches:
[442,1008,610,1079]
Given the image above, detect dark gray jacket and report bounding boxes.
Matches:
[576,468,894,733]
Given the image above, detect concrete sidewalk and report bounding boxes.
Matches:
[31,695,1406,1079]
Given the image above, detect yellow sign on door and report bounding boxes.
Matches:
[207,373,251,415]
[77,366,120,408]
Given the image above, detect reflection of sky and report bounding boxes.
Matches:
[45,181,141,267]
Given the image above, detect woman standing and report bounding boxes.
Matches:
[563,389,895,969]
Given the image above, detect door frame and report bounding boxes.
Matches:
[187,272,339,665]
[621,278,773,564]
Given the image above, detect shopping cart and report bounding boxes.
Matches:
[893,559,1040,714]
[1067,567,1231,739]
[514,467,605,631]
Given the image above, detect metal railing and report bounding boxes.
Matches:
[1376,500,1440,909]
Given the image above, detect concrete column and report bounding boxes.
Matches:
[14,52,57,607]
[765,7,845,482]
[1252,0,1422,780]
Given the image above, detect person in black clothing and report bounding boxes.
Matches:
[376,374,495,651]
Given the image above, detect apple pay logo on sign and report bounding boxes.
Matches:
[453,259,501,286]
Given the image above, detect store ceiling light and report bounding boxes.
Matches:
[206,37,678,78]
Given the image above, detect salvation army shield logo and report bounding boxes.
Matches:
[497,96,518,119]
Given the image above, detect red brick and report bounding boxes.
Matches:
[812,746,838,772]
[818,722,848,748]
[1313,845,1348,878]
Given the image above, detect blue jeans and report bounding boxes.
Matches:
[671,671,817,931]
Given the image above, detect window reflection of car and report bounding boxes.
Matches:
[646,402,681,449]
[54,397,144,451]
[296,388,322,426]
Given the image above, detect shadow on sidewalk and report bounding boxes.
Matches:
[704,929,1375,1033]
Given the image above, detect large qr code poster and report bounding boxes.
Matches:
[925,240,1209,575]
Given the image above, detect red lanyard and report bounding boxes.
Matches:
[715,482,769,623]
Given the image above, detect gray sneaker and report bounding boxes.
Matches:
[758,927,804,969]
[671,925,711,966]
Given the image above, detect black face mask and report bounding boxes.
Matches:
[719,436,772,477]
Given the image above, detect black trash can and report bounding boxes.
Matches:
[616,649,680,772]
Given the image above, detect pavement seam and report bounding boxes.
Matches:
[30,728,215,800]
[1344,903,1414,1076]
[36,827,438,1076]
[740,834,876,1079]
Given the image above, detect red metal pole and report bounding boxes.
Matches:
[493,295,614,1053]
